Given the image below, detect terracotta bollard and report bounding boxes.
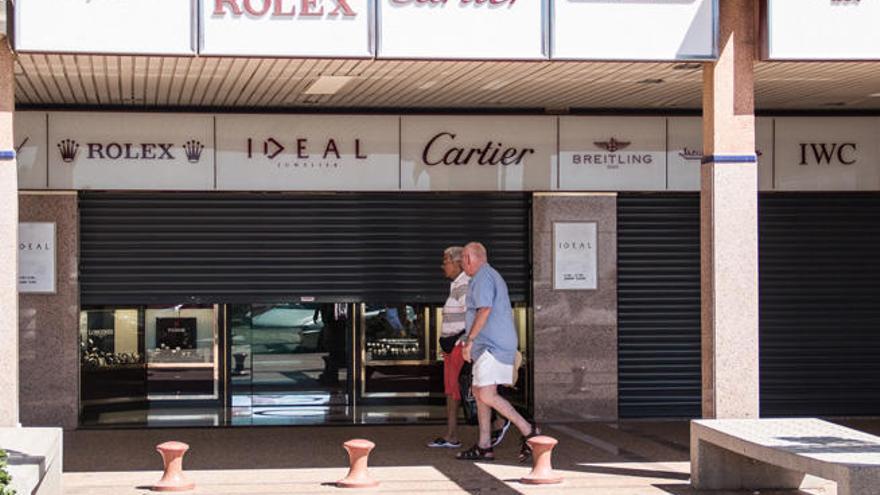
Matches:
[336,439,379,488]
[520,436,563,485]
[152,441,195,492]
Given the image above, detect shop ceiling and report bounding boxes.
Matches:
[13,55,880,112]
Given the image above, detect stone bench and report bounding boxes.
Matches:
[691,418,880,495]
[0,427,63,495]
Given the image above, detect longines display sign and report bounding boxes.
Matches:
[15,112,880,192]
[14,0,717,61]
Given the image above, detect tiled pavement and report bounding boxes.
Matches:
[61,420,862,494]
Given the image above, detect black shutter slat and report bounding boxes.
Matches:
[617,194,701,419]
[79,192,530,305]
[759,193,880,417]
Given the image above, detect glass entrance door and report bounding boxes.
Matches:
[228,303,353,425]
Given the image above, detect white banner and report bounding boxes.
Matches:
[559,116,666,191]
[18,222,56,294]
[667,117,774,191]
[15,112,48,189]
[774,117,880,191]
[552,0,716,60]
[48,113,215,190]
[378,0,545,60]
[401,116,556,191]
[201,0,371,57]
[553,222,597,290]
[766,0,880,60]
[15,0,195,55]
[216,115,399,190]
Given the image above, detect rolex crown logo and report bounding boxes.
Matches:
[183,140,204,163]
[57,139,80,163]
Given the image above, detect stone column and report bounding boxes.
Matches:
[0,41,20,426]
[700,0,759,419]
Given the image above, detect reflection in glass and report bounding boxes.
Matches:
[229,303,351,425]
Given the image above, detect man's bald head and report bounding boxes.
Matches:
[462,242,488,276]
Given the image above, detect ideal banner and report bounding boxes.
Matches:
[377,0,546,60]
[552,0,716,60]
[15,0,195,55]
[765,0,880,60]
[201,0,372,57]
[215,115,399,190]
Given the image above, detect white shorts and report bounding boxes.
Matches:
[472,351,514,388]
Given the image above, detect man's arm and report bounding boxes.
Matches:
[462,307,491,363]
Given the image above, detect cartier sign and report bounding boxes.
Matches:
[422,132,535,167]
[401,116,555,191]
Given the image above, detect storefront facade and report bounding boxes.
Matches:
[5,0,880,430]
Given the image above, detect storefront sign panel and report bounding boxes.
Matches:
[400,116,556,191]
[15,0,195,55]
[377,0,545,60]
[667,117,774,191]
[216,115,399,191]
[48,113,215,190]
[552,0,716,60]
[18,222,56,294]
[774,117,880,191]
[201,0,371,57]
[559,116,666,191]
[553,222,597,290]
[766,0,880,60]
[15,112,48,189]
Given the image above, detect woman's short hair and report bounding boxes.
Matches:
[444,246,464,264]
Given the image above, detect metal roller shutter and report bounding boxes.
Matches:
[79,192,531,305]
[760,193,880,416]
[617,194,701,419]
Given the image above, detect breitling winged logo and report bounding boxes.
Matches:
[594,137,631,153]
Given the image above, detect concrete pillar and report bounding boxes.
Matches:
[700,0,759,419]
[0,41,19,427]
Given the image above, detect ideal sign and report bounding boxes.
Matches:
[215,115,399,190]
[201,0,371,57]
[377,0,545,59]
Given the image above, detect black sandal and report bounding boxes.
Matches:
[456,444,495,461]
[518,422,541,463]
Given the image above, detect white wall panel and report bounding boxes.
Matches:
[16,0,194,55]
[552,0,715,60]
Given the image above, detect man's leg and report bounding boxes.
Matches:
[445,397,460,442]
[475,388,494,449]
[474,385,532,437]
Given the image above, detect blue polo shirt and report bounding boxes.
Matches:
[466,264,518,365]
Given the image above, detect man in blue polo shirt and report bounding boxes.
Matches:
[455,242,540,462]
